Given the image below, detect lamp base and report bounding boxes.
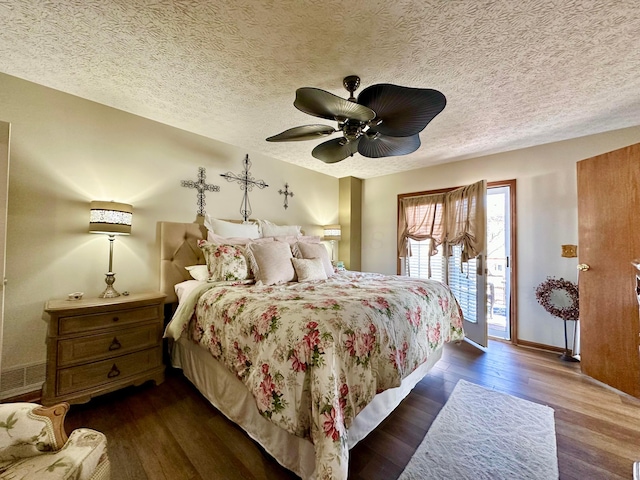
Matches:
[99,273,120,298]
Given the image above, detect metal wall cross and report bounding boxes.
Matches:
[220,154,268,221]
[181,167,220,216]
[278,183,294,209]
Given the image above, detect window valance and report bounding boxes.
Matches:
[398,179,486,266]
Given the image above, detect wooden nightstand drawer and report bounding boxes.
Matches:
[58,305,159,335]
[57,323,163,367]
[56,346,162,396]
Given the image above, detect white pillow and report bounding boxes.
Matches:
[185,265,209,281]
[291,258,327,282]
[294,242,334,278]
[246,241,296,285]
[174,280,203,302]
[258,219,302,237]
[204,215,260,239]
[207,232,274,246]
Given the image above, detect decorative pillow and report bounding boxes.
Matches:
[199,242,249,281]
[185,265,209,281]
[292,257,328,282]
[245,241,296,285]
[294,242,334,277]
[204,215,260,239]
[258,219,302,237]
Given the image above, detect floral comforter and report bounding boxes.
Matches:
[165,271,464,480]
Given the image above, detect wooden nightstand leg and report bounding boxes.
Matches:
[152,370,165,386]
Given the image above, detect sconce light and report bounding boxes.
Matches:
[89,201,133,298]
[323,224,341,263]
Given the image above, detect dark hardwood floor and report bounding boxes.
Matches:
[65,340,640,480]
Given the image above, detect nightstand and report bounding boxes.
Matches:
[42,292,166,405]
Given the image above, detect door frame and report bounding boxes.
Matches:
[0,122,10,376]
[488,179,517,344]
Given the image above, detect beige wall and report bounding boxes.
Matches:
[3,69,639,372]
[362,126,640,348]
[0,73,339,371]
[338,176,362,271]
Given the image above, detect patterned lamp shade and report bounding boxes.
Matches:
[89,201,133,235]
[323,224,341,241]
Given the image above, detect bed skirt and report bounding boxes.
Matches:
[171,337,443,479]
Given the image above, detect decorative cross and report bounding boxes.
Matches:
[220,154,269,221]
[278,183,294,209]
[181,167,220,216]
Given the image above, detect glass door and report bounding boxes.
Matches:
[486,185,511,340]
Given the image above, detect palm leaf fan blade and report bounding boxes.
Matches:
[312,138,360,163]
[358,133,421,158]
[357,84,446,137]
[266,124,336,142]
[295,88,375,123]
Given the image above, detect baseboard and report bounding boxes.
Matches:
[1,388,42,403]
[0,362,46,400]
[515,339,567,354]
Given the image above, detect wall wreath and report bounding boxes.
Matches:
[535,277,579,321]
[536,277,580,320]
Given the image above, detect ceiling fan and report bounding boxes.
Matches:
[266,76,446,164]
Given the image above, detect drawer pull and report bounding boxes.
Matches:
[107,364,120,379]
[108,337,122,351]
[112,316,119,322]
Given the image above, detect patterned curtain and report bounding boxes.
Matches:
[398,179,486,271]
[443,180,486,263]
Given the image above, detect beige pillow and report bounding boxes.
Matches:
[271,235,321,245]
[294,242,334,277]
[246,241,296,285]
[292,257,327,282]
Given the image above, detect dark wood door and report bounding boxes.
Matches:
[577,143,640,398]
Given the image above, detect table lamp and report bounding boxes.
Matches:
[323,224,341,264]
[89,201,133,298]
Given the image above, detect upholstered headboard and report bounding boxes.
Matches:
[159,221,207,303]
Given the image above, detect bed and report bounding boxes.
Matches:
[159,220,464,480]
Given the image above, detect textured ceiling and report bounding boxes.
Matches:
[1,1,639,179]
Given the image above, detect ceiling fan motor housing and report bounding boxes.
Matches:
[343,119,362,141]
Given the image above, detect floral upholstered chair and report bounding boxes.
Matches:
[0,402,109,480]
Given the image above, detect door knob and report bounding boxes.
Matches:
[577,263,590,271]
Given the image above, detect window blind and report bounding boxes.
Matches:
[406,239,477,323]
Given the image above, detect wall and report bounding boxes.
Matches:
[338,176,362,271]
[362,126,640,348]
[0,73,339,379]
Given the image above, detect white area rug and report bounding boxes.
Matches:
[398,379,558,480]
